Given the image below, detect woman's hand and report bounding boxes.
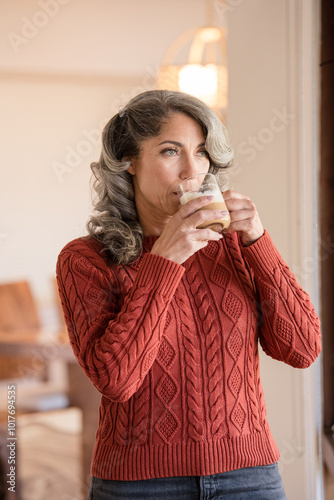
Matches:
[151,196,225,265]
[222,190,264,246]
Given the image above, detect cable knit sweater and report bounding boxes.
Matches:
[56,230,321,481]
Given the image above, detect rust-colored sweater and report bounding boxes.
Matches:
[56,230,321,481]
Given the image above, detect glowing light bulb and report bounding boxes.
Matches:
[178,64,218,107]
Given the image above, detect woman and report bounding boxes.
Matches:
[56,90,321,499]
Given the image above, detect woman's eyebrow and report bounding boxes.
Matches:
[157,140,183,147]
[157,140,206,148]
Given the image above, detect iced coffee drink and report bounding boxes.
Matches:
[177,173,231,233]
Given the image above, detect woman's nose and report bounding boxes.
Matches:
[180,154,201,179]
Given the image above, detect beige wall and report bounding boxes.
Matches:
[227,2,322,499]
[0,1,322,498]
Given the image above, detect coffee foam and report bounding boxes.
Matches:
[180,189,224,205]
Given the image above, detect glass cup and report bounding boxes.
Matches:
[176,173,231,233]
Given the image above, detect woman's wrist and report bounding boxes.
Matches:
[241,230,264,247]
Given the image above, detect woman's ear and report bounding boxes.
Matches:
[123,157,135,175]
[127,163,135,175]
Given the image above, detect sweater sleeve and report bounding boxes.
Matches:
[241,230,321,368]
[56,239,185,402]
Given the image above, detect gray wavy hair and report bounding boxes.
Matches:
[87,90,233,266]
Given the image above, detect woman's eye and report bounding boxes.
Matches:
[162,148,178,156]
[197,150,209,158]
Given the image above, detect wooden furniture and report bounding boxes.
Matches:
[0,280,71,499]
[0,333,100,494]
[0,281,46,381]
[0,280,100,491]
[0,281,40,332]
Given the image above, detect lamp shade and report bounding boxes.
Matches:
[157,27,228,111]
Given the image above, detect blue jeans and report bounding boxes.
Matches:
[88,463,287,499]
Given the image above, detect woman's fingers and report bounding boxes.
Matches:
[151,196,224,264]
[222,190,264,245]
[223,190,252,210]
[177,195,214,219]
[173,195,226,232]
[229,208,256,223]
[222,189,250,202]
[185,207,228,230]
[192,227,223,241]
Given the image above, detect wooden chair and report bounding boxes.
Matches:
[0,281,45,381]
[0,280,40,332]
[0,280,69,408]
[0,280,71,499]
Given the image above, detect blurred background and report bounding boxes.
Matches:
[0,0,333,499]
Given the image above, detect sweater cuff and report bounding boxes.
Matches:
[241,230,283,277]
[135,253,185,297]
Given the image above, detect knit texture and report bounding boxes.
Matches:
[56,230,321,480]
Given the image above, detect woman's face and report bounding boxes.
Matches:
[129,112,210,232]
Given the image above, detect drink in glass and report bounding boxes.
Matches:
[176,173,230,233]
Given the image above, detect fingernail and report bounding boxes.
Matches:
[206,195,214,200]
[221,210,229,216]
